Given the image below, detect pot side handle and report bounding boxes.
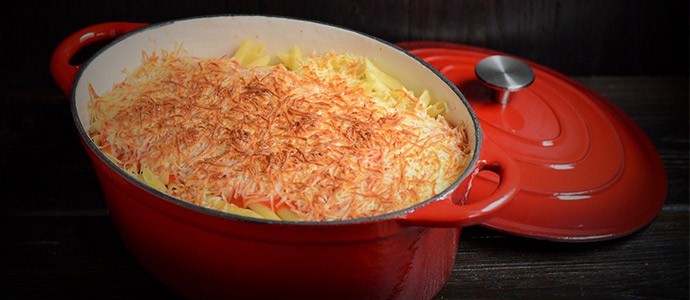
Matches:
[49,22,148,97]
[397,138,520,228]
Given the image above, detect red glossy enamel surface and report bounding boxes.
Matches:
[50,20,522,299]
[399,137,520,227]
[88,145,458,299]
[398,41,668,242]
[49,22,147,97]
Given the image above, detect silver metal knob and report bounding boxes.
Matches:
[475,55,535,105]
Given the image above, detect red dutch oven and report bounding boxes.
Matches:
[50,16,520,300]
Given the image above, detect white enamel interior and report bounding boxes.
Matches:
[74,16,476,151]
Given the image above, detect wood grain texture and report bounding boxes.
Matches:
[439,207,688,299]
[1,1,687,298]
[1,77,687,299]
[2,0,688,89]
[2,208,686,299]
[573,77,689,206]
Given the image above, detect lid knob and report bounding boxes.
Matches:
[475,55,535,105]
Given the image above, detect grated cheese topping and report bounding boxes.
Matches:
[88,47,472,221]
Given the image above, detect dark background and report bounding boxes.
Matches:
[3,0,689,90]
[1,1,688,299]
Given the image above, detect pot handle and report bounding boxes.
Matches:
[397,137,520,228]
[50,22,148,97]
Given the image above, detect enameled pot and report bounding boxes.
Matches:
[50,16,520,300]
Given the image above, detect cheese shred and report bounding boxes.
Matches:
[88,44,472,221]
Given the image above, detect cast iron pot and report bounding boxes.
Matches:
[50,15,520,300]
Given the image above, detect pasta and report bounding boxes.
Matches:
[87,39,471,221]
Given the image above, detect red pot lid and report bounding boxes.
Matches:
[398,41,667,242]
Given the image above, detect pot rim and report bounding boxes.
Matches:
[69,14,483,226]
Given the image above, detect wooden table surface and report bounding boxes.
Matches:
[1,76,688,299]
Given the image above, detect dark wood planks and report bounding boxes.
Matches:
[439,207,689,299]
[3,1,688,89]
[1,76,687,299]
[3,208,686,299]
